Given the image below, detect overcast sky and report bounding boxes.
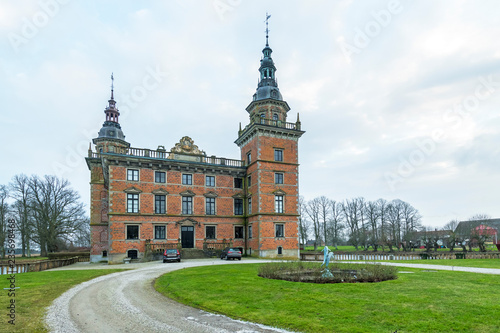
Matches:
[1,0,499,228]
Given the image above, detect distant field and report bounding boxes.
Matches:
[302,244,499,252]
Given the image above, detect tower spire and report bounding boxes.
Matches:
[265,12,271,46]
[251,13,282,102]
[110,72,114,99]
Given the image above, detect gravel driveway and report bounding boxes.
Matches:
[45,259,295,333]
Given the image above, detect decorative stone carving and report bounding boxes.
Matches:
[152,188,169,195]
[169,136,205,156]
[273,189,286,195]
[203,191,218,198]
[180,190,195,197]
[124,187,142,194]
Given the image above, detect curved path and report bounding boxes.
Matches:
[45,259,294,333]
[45,259,500,332]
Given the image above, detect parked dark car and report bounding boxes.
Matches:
[163,249,181,263]
[220,247,242,260]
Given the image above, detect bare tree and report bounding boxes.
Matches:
[365,200,381,251]
[297,196,310,246]
[329,200,344,250]
[9,174,33,257]
[386,200,404,252]
[0,185,10,259]
[28,175,87,256]
[377,199,389,251]
[341,198,364,250]
[400,201,422,251]
[304,198,321,250]
[443,219,460,252]
[318,196,331,246]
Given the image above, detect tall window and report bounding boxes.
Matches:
[234,178,243,189]
[206,175,215,187]
[182,174,192,185]
[248,197,252,214]
[234,198,243,215]
[273,113,279,121]
[206,225,216,239]
[127,169,139,181]
[275,195,284,213]
[274,149,283,162]
[155,226,166,239]
[206,197,215,215]
[247,175,251,186]
[275,173,284,184]
[247,152,251,164]
[155,195,166,214]
[155,171,166,183]
[275,224,284,238]
[127,193,139,213]
[182,196,193,214]
[235,226,244,239]
[248,225,253,239]
[126,225,139,239]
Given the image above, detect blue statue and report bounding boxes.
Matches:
[321,246,334,278]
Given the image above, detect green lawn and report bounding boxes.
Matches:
[155,264,500,333]
[0,269,125,332]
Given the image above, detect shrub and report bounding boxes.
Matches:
[258,261,397,283]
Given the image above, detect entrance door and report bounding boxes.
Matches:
[181,226,194,248]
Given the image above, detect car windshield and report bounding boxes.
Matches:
[229,248,240,252]
[166,249,177,254]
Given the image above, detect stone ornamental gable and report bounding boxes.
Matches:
[169,136,205,156]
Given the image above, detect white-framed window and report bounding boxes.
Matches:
[248,225,252,239]
[155,171,166,183]
[274,149,283,162]
[275,224,284,238]
[182,196,193,214]
[275,195,284,213]
[127,169,139,181]
[127,193,139,213]
[206,197,216,215]
[126,225,139,239]
[182,174,193,185]
[206,175,215,187]
[234,226,244,239]
[154,225,166,239]
[248,197,252,214]
[234,198,243,215]
[155,195,166,214]
[275,173,284,184]
[206,225,216,239]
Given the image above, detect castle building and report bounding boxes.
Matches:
[86,30,305,264]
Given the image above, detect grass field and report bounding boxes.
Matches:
[0,269,124,332]
[156,263,500,333]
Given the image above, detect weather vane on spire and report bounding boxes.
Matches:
[265,12,271,46]
[110,72,114,99]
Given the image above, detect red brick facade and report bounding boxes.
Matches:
[86,39,304,263]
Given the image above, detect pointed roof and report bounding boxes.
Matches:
[252,13,283,102]
[95,74,127,142]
